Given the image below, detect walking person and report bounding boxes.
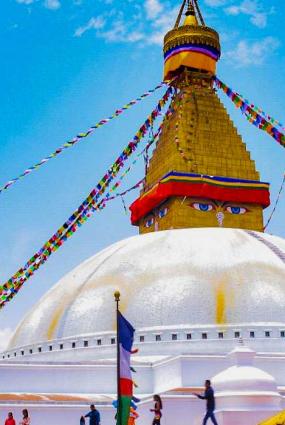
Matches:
[84,404,101,425]
[5,412,16,425]
[194,380,218,425]
[150,394,163,425]
[19,409,30,425]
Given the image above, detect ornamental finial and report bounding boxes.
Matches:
[114,290,121,302]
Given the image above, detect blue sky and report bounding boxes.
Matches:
[0,0,284,345]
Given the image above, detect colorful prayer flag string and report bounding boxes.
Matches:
[236,93,285,132]
[105,180,145,204]
[213,77,285,148]
[0,87,174,309]
[0,82,167,196]
[103,106,175,205]
[98,100,174,207]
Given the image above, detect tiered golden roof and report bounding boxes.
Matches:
[163,0,221,80]
[146,76,260,185]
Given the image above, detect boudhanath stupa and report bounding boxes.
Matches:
[1,1,285,425]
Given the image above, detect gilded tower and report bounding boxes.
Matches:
[130,0,270,233]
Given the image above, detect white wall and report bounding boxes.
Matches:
[1,353,285,396]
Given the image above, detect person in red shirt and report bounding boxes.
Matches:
[5,412,16,425]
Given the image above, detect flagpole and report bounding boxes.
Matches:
[114,290,121,425]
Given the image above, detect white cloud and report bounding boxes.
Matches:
[204,0,228,6]
[16,0,61,8]
[44,0,61,9]
[74,16,106,37]
[99,20,126,41]
[250,12,267,28]
[16,0,35,4]
[147,5,178,45]
[99,21,144,43]
[0,328,13,353]
[126,31,145,42]
[75,14,145,43]
[225,36,280,67]
[225,0,271,28]
[145,0,163,20]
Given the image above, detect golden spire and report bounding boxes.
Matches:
[129,0,270,233]
[183,2,198,26]
[174,0,204,28]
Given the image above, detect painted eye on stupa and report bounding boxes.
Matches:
[191,202,214,212]
[225,206,248,215]
[158,207,168,218]
[145,217,154,228]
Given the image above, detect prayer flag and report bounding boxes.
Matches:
[117,311,135,425]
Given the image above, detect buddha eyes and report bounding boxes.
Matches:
[145,204,248,227]
[158,207,168,218]
[145,217,154,227]
[192,202,214,212]
[144,208,168,227]
[190,203,248,215]
[226,206,247,215]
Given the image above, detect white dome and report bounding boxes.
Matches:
[212,344,282,411]
[8,228,285,350]
[213,345,277,393]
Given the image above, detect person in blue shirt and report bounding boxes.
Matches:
[194,380,218,425]
[85,404,101,425]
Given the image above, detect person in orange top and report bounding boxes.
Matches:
[5,412,16,425]
[128,407,139,425]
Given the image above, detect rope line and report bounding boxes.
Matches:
[264,174,285,231]
[0,82,167,195]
